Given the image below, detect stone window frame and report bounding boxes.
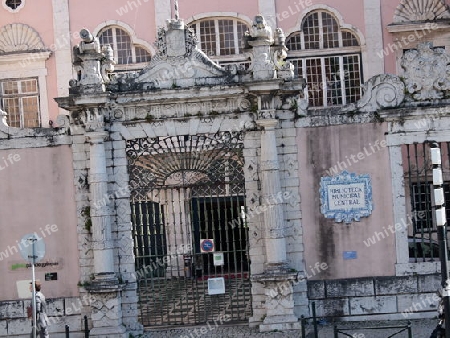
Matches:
[0,23,51,128]
[93,21,155,72]
[186,13,253,68]
[0,77,40,128]
[285,5,366,108]
[2,0,25,13]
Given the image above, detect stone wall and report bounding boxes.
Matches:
[308,274,441,321]
[0,297,86,337]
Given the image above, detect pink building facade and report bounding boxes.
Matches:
[1,0,450,336]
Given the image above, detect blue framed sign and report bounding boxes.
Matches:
[319,171,373,224]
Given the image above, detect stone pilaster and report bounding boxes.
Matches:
[86,131,127,338]
[252,118,301,332]
[86,131,116,280]
[256,118,286,267]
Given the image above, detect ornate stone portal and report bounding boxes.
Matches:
[57,12,305,336]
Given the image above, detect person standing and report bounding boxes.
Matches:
[28,281,50,338]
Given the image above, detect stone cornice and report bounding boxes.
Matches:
[0,51,51,65]
[387,21,450,33]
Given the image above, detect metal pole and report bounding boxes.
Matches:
[84,315,89,338]
[430,142,450,338]
[312,301,318,338]
[31,238,37,338]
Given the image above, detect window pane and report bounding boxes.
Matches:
[325,56,342,106]
[286,33,302,51]
[98,28,114,47]
[2,81,18,95]
[322,12,339,49]
[306,58,323,106]
[200,20,216,56]
[22,97,39,128]
[342,31,360,47]
[135,46,151,63]
[5,0,22,10]
[236,22,248,53]
[343,55,362,103]
[288,58,303,78]
[115,28,132,64]
[219,20,234,55]
[3,97,20,127]
[303,12,320,49]
[21,79,38,94]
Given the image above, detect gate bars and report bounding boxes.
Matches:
[127,132,252,326]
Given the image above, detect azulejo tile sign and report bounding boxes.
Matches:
[320,171,373,223]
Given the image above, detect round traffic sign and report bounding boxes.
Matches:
[200,239,215,253]
[19,233,46,263]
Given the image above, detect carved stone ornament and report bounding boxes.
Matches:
[249,15,273,43]
[134,19,228,89]
[394,0,450,23]
[0,23,46,53]
[401,42,450,100]
[343,74,405,113]
[71,29,114,94]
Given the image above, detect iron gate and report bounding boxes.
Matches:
[126,132,252,326]
[403,142,450,263]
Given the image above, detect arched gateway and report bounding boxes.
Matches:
[56,13,306,336]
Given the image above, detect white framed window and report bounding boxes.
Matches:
[190,18,251,68]
[98,26,151,67]
[2,0,24,12]
[0,78,40,128]
[286,10,362,107]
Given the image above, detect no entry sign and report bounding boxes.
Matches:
[200,239,215,253]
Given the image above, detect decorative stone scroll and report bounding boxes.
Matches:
[320,171,373,224]
[394,0,450,23]
[401,42,450,100]
[343,74,405,113]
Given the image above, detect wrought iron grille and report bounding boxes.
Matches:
[403,142,450,262]
[126,132,251,326]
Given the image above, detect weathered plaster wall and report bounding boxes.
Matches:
[297,122,396,280]
[0,146,79,301]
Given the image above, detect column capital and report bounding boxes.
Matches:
[86,131,108,144]
[256,119,278,129]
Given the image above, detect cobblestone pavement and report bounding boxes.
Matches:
[144,318,438,337]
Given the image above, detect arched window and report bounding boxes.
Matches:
[98,26,151,68]
[286,10,362,107]
[189,18,250,68]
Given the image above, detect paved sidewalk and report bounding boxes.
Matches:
[144,319,438,337]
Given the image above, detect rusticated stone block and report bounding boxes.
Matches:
[0,301,24,319]
[418,274,441,293]
[314,299,349,317]
[307,280,325,299]
[375,275,417,295]
[350,296,397,315]
[397,293,439,314]
[326,278,374,297]
[6,318,31,335]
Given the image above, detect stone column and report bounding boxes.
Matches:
[86,131,127,338]
[256,119,286,267]
[87,131,116,280]
[252,118,301,332]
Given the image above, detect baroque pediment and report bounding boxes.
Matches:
[135,20,230,89]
